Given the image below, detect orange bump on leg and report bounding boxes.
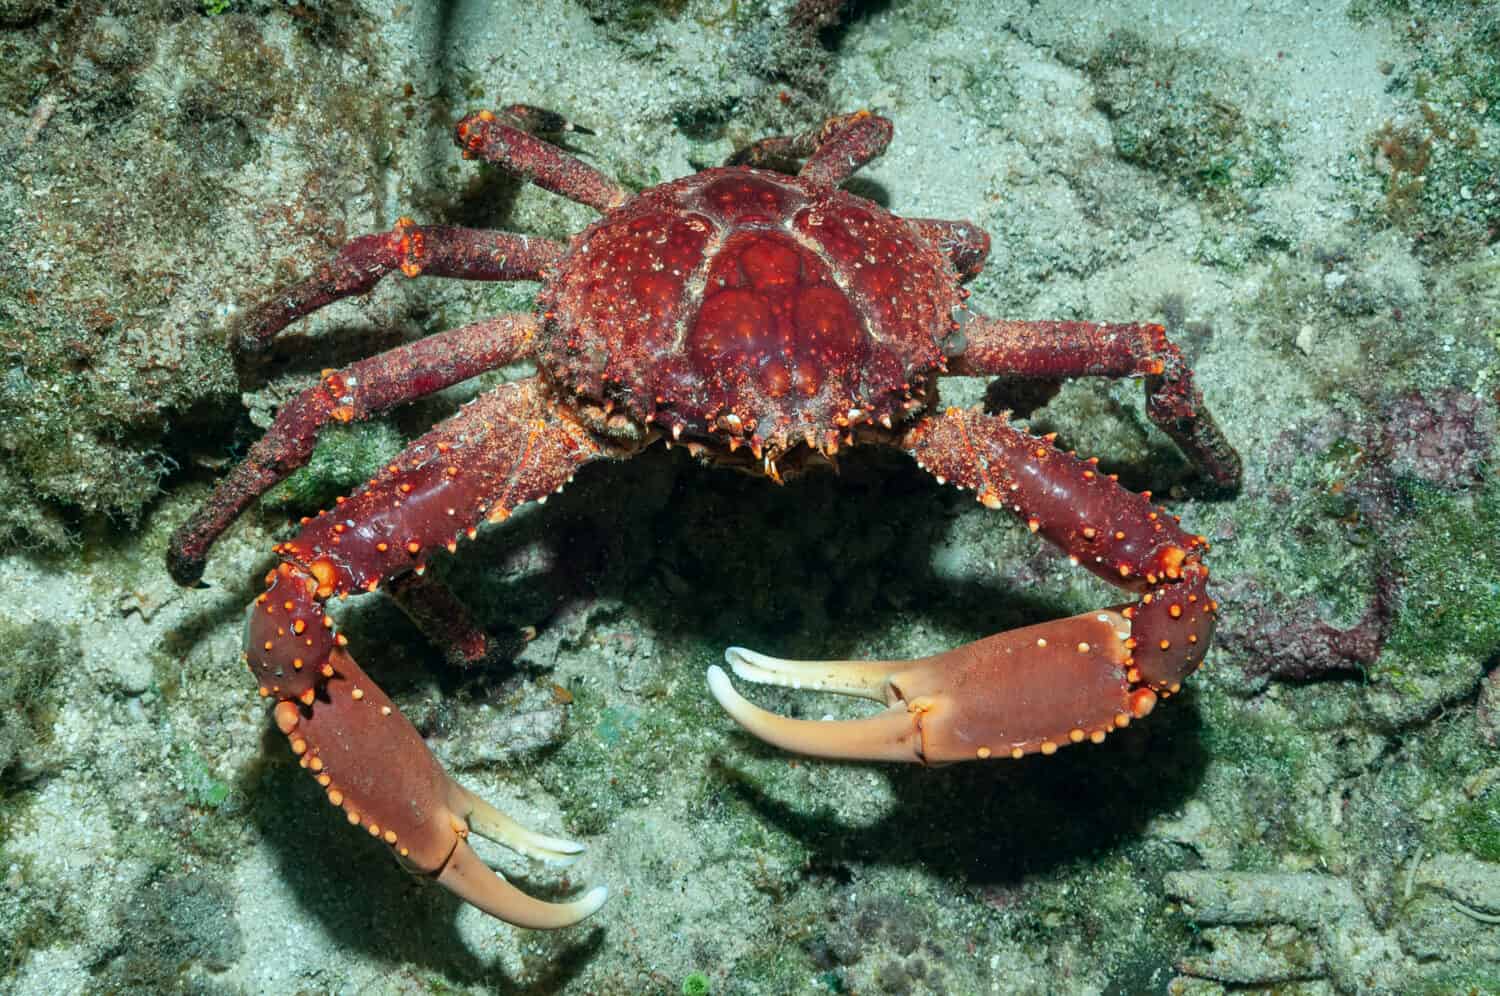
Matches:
[308,558,337,598]
[273,701,299,735]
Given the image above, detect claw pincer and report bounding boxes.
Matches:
[246,560,606,927]
[710,565,1217,765]
[709,407,1220,764]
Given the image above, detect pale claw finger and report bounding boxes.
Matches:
[707,664,923,763]
[721,646,896,701]
[437,838,608,929]
[452,784,586,867]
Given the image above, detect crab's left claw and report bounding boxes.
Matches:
[709,608,1160,764]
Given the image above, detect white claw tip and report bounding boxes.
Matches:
[723,646,752,675]
[576,885,609,920]
[723,645,779,683]
[535,836,585,867]
[706,664,739,708]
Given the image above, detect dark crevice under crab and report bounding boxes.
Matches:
[167,105,1243,929]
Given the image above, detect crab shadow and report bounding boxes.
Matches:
[215,426,1214,975]
[454,441,1212,888]
[714,693,1207,889]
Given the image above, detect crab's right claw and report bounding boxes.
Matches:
[279,676,608,927]
[255,594,607,928]
[709,608,1157,764]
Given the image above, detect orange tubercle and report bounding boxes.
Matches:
[308,558,337,598]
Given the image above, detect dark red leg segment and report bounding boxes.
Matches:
[955,318,1179,383]
[274,377,611,598]
[168,315,539,586]
[906,407,1206,592]
[726,111,893,188]
[247,560,341,704]
[1145,349,1244,497]
[494,103,595,137]
[388,571,512,668]
[904,406,1215,687]
[1127,562,1215,690]
[909,218,992,283]
[952,317,1243,491]
[237,222,563,352]
[724,122,823,171]
[800,111,893,187]
[454,111,628,213]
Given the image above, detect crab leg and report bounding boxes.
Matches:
[168,315,539,587]
[386,570,510,668]
[709,407,1217,763]
[952,316,1243,491]
[244,377,622,927]
[238,224,563,351]
[455,110,628,213]
[727,110,894,188]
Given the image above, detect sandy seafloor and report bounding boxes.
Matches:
[2,0,1499,993]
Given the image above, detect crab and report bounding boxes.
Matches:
[168,105,1243,930]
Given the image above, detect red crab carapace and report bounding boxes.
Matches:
[168,106,1242,929]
